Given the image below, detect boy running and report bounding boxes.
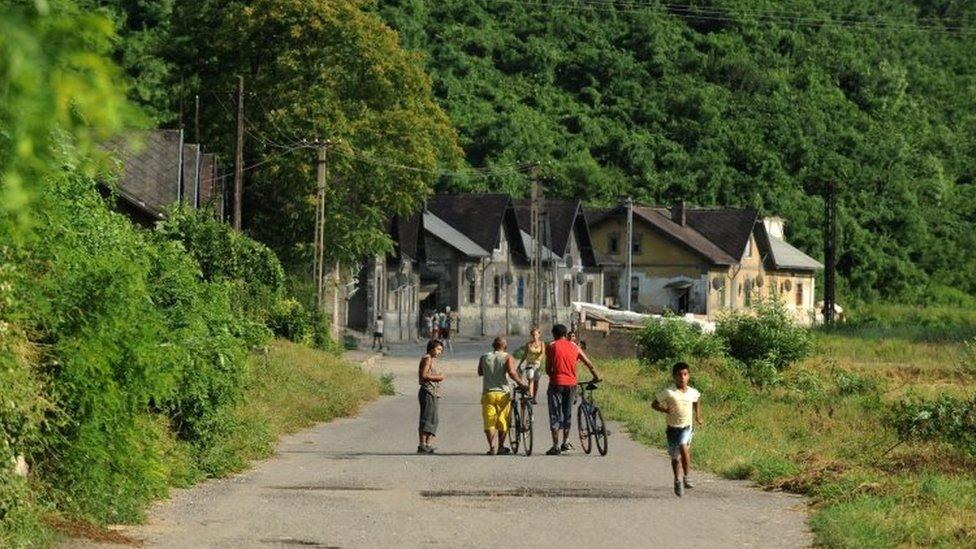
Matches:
[652,362,703,497]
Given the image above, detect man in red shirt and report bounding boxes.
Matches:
[545,324,602,455]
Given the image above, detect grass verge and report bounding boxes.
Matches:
[594,332,976,548]
[41,340,379,547]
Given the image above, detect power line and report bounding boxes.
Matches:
[484,0,976,35]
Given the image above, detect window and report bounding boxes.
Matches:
[517,275,525,307]
[632,233,642,254]
[744,238,753,258]
[608,233,620,254]
[585,281,594,303]
[493,275,501,305]
[796,282,804,307]
[630,276,639,304]
[467,279,476,304]
[562,280,571,307]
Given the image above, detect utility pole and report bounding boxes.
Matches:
[624,196,634,311]
[194,94,200,144]
[233,75,245,231]
[530,164,542,328]
[823,181,837,324]
[314,141,330,313]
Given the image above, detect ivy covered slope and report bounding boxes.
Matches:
[376,0,976,304]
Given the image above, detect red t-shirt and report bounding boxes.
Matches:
[547,339,580,386]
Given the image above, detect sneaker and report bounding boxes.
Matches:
[674,480,684,497]
[683,477,695,489]
[530,398,538,405]
[417,445,428,454]
[425,446,436,454]
[560,442,573,452]
[497,446,512,455]
[486,448,496,456]
[545,446,561,456]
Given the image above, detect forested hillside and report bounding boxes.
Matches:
[375,0,976,303]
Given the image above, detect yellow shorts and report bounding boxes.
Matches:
[481,391,511,431]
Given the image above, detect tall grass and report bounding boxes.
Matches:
[595,325,976,547]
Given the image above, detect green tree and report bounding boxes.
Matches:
[165,0,460,267]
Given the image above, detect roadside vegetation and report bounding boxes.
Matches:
[596,302,976,547]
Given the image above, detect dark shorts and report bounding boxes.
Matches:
[439,327,451,340]
[665,426,693,459]
[373,332,383,338]
[418,388,439,435]
[547,384,577,430]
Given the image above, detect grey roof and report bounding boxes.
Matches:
[104,130,184,218]
[422,211,489,258]
[767,236,823,271]
[519,230,561,263]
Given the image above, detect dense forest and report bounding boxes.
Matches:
[374,0,976,304]
[38,0,976,302]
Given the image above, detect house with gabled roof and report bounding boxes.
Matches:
[588,202,823,323]
[349,193,608,341]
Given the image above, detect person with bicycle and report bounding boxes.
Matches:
[478,336,528,455]
[515,327,545,404]
[651,361,703,497]
[545,324,602,456]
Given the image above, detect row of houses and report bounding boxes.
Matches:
[350,194,823,342]
[103,130,823,343]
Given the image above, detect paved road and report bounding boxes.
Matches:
[68,339,811,548]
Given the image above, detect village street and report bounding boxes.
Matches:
[67,339,811,548]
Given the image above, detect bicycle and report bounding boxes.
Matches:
[508,385,534,456]
[576,380,609,456]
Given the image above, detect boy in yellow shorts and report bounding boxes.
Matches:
[478,337,528,455]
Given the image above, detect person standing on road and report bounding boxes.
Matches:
[372,315,385,351]
[545,324,602,456]
[651,361,703,497]
[424,310,436,340]
[478,337,527,455]
[515,327,545,404]
[417,339,446,454]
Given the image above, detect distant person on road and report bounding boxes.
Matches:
[417,339,446,454]
[651,361,703,497]
[478,337,527,455]
[438,307,453,354]
[424,310,436,340]
[372,315,384,351]
[545,324,602,456]
[516,327,545,404]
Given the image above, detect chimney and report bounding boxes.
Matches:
[670,200,686,226]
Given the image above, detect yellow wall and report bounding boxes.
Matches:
[590,218,703,267]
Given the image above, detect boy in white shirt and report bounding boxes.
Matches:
[652,362,703,497]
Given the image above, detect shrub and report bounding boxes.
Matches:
[886,394,976,457]
[635,314,724,367]
[716,298,811,372]
[269,298,314,344]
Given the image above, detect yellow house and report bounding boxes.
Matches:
[587,202,823,324]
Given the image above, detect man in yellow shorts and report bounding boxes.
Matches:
[478,336,528,455]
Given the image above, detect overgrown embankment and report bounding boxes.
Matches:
[595,304,976,547]
[0,170,376,547]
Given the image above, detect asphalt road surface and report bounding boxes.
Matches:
[66,339,811,548]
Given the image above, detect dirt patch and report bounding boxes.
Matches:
[420,487,655,499]
[44,516,142,546]
[259,537,340,548]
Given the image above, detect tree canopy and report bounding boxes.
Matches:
[375,0,976,304]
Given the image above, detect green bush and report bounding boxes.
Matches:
[635,314,724,367]
[886,394,976,457]
[716,298,812,372]
[269,298,314,344]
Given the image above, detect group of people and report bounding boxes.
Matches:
[415,324,704,497]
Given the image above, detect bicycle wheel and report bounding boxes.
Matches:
[508,399,520,454]
[592,407,609,456]
[521,400,534,456]
[577,404,592,454]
